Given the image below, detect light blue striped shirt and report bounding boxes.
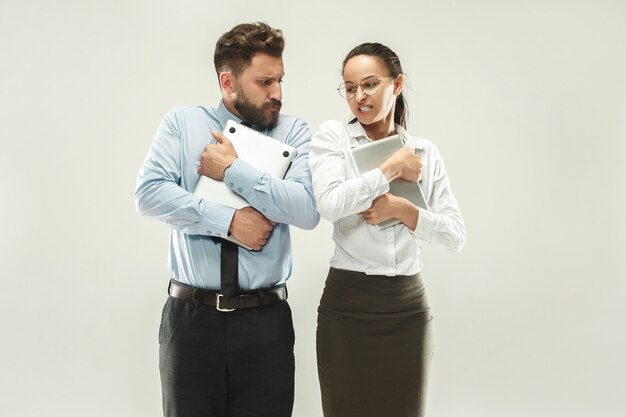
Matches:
[135,101,319,290]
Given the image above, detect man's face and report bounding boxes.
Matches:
[232,53,284,128]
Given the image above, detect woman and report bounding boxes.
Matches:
[309,43,466,417]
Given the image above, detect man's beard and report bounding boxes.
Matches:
[233,87,282,129]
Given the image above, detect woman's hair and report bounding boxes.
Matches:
[214,22,284,76]
[342,42,408,128]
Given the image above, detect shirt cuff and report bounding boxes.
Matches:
[223,158,263,202]
[200,199,236,238]
[412,208,436,241]
[363,168,390,196]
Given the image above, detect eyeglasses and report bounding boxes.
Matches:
[337,76,395,100]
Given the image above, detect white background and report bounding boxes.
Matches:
[1,1,625,416]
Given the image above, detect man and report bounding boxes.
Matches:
[135,22,319,417]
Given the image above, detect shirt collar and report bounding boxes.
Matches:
[216,100,243,127]
[346,121,425,151]
[346,121,369,140]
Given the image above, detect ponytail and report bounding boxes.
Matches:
[394,92,408,129]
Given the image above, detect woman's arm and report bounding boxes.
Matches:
[308,121,390,222]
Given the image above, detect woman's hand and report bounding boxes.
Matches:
[379,147,422,183]
[361,193,419,230]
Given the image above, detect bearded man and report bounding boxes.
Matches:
[135,22,319,417]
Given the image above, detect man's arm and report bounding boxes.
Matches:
[135,108,236,237]
[199,118,320,230]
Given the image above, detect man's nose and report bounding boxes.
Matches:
[269,81,282,102]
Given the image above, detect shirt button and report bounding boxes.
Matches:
[229,182,234,187]
[208,230,212,234]
[237,187,243,192]
[262,208,267,213]
[216,232,222,237]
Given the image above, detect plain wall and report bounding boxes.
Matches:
[1,0,625,416]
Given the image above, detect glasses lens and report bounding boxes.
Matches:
[339,83,357,99]
[337,84,347,99]
[361,78,381,95]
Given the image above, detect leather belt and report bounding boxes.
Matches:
[168,279,287,312]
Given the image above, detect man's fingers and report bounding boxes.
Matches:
[212,130,233,146]
[212,130,224,143]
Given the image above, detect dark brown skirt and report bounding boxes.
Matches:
[316,267,433,417]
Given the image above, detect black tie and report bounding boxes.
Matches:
[218,238,239,298]
[214,119,252,299]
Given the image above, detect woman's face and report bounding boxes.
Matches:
[342,55,403,130]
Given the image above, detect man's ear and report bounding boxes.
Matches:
[219,71,236,94]
[393,73,404,96]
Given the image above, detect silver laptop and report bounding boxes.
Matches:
[193,120,298,248]
[349,134,428,229]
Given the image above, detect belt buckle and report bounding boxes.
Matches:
[216,294,235,312]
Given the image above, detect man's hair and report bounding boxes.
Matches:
[214,22,284,76]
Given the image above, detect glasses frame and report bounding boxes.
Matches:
[337,76,396,100]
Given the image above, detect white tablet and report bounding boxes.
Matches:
[193,120,298,248]
[349,134,428,229]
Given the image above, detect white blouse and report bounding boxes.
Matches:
[309,120,465,276]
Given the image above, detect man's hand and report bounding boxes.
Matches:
[198,131,238,181]
[361,193,419,230]
[229,207,276,251]
[379,147,422,183]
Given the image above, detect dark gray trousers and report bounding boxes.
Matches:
[159,296,295,417]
